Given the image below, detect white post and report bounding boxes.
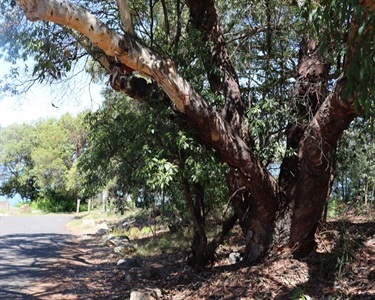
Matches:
[76,198,81,213]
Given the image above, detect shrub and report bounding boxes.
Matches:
[141,226,153,235]
[128,226,140,238]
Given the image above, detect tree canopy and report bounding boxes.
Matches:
[0,113,87,211]
[0,0,374,269]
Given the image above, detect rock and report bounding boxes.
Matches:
[103,234,136,255]
[117,258,141,270]
[130,288,162,300]
[106,239,116,247]
[114,244,136,255]
[122,219,135,230]
[114,235,131,243]
[228,252,243,264]
[103,234,114,246]
[103,234,131,247]
[96,228,107,236]
[127,267,159,280]
[97,222,109,230]
[77,234,91,241]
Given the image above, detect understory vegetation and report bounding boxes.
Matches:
[0,0,374,293]
[62,206,375,299]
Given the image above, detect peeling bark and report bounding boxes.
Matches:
[279,38,329,194]
[278,2,373,256]
[17,0,278,206]
[186,0,249,144]
[116,0,134,35]
[289,81,355,256]
[16,0,371,267]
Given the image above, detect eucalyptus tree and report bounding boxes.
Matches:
[0,123,38,200]
[79,89,229,258]
[332,120,375,206]
[0,114,87,210]
[1,0,374,269]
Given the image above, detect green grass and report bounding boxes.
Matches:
[67,207,193,256]
[291,287,310,300]
[319,221,352,281]
[136,231,192,256]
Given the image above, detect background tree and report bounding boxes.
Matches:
[78,89,230,266]
[0,123,38,200]
[332,119,375,206]
[1,0,374,269]
[0,113,87,211]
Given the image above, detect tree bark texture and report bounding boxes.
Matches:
[16,0,367,267]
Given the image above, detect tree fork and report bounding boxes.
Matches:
[16,0,280,212]
[285,1,375,255]
[15,0,371,266]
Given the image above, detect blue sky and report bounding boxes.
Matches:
[0,194,22,207]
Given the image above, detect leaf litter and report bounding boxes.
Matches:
[31,207,375,299]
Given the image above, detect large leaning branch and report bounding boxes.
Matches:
[17,0,189,111]
[116,0,134,36]
[16,0,281,208]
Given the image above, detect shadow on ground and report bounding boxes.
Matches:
[3,216,373,299]
[59,218,373,299]
[276,220,375,300]
[0,233,74,299]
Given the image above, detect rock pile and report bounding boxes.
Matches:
[99,227,162,299]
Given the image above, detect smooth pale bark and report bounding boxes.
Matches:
[115,0,134,36]
[18,0,281,209]
[17,0,190,111]
[16,0,371,265]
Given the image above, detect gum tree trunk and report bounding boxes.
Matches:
[16,0,368,268]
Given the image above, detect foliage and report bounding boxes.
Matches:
[307,0,375,117]
[140,226,153,235]
[1,0,375,266]
[14,200,31,208]
[291,287,309,300]
[137,231,192,256]
[31,194,76,213]
[0,123,38,200]
[319,221,353,281]
[0,0,301,166]
[0,113,88,212]
[332,119,375,206]
[78,89,228,218]
[326,198,341,218]
[0,1,82,94]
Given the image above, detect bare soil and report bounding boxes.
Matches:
[31,208,375,299]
